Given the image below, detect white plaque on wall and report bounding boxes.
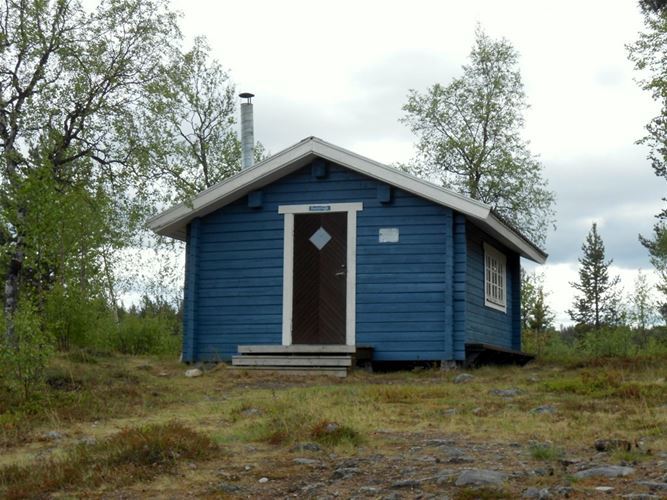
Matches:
[379,228,399,243]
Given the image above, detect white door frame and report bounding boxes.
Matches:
[278,202,363,346]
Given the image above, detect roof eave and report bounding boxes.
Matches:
[483,213,548,264]
[147,138,319,240]
[147,136,548,264]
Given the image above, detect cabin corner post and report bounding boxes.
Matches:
[443,209,454,360]
[511,253,521,351]
[452,214,467,361]
[182,218,201,363]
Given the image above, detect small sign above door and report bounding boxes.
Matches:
[309,205,331,212]
[379,228,399,243]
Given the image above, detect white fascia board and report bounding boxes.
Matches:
[309,138,491,220]
[147,139,317,239]
[482,214,548,264]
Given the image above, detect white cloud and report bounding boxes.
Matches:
[160,0,665,322]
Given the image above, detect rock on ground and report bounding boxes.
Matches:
[594,439,632,452]
[184,368,202,378]
[332,467,361,480]
[293,458,321,466]
[490,388,521,397]
[217,482,241,493]
[574,465,635,479]
[43,431,63,440]
[530,405,557,415]
[635,481,667,491]
[290,442,322,452]
[453,373,474,384]
[391,479,422,489]
[523,487,551,498]
[455,469,507,486]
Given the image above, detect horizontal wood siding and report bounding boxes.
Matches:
[357,189,451,361]
[181,219,200,362]
[195,198,282,360]
[465,222,520,349]
[192,162,452,361]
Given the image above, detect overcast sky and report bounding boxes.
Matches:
[169,0,665,325]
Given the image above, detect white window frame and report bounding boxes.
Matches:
[278,202,362,346]
[483,242,507,313]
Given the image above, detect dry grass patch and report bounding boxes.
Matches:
[0,422,218,498]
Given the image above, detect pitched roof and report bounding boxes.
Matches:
[147,136,547,263]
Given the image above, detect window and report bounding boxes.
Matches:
[484,243,506,312]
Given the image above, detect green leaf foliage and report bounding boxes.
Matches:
[401,26,555,247]
[0,1,256,365]
[629,3,667,309]
[0,299,54,401]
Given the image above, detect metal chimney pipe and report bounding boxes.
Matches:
[239,92,255,169]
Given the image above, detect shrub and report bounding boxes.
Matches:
[95,421,218,467]
[580,327,636,358]
[113,314,180,355]
[310,420,362,447]
[528,443,564,461]
[527,326,667,365]
[0,422,218,497]
[0,300,54,401]
[42,285,117,352]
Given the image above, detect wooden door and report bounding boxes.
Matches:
[292,212,347,344]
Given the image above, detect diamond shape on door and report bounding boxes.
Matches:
[309,227,331,250]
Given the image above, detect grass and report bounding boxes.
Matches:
[0,352,666,496]
[0,422,218,498]
[528,443,564,461]
[310,420,362,447]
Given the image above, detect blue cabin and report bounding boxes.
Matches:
[148,137,547,367]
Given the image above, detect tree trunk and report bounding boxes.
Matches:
[4,213,25,347]
[101,248,119,325]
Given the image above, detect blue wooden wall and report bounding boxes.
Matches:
[356,189,452,361]
[182,159,521,362]
[464,222,521,349]
[187,161,453,361]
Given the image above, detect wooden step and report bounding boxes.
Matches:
[232,355,352,367]
[231,366,348,378]
[238,344,356,354]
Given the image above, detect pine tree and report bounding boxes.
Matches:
[521,269,554,332]
[528,288,555,333]
[568,223,621,329]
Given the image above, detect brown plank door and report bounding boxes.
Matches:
[292,212,347,344]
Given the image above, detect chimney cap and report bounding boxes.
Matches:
[239,92,255,103]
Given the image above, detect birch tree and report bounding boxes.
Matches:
[0,0,180,343]
[402,26,555,247]
[629,1,667,309]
